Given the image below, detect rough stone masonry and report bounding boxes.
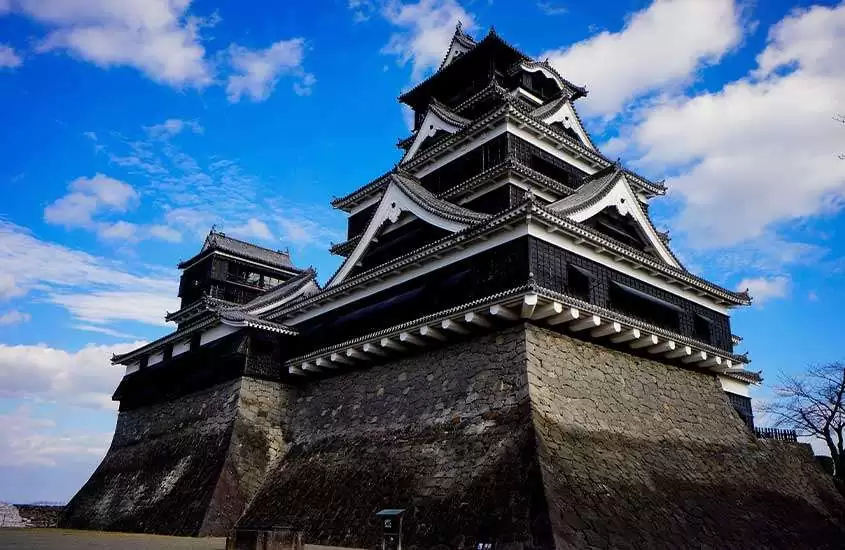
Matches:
[63,324,845,549]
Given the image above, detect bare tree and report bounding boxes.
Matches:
[837,114,845,160]
[767,362,845,480]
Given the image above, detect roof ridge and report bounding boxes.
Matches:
[206,230,290,256]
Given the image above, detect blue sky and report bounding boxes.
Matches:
[0,0,843,503]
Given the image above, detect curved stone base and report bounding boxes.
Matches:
[61,377,284,536]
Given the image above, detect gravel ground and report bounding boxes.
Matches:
[0,529,226,550]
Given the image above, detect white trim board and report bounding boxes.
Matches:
[719,375,751,396]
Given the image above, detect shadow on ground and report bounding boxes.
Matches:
[0,529,226,550]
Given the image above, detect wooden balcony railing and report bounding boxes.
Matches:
[754,427,798,442]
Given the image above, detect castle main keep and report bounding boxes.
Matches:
[62,27,845,549]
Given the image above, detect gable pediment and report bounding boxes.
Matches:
[535,98,596,151]
[549,169,681,268]
[402,102,470,163]
[328,174,488,287]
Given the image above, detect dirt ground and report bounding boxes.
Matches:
[0,529,226,550]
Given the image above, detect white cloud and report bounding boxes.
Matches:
[92,121,344,251]
[381,0,476,81]
[225,39,315,102]
[148,224,182,243]
[16,0,213,87]
[0,341,145,410]
[537,2,568,16]
[0,44,22,68]
[349,0,376,22]
[0,220,178,325]
[73,324,140,339]
[611,1,845,248]
[96,220,137,241]
[543,0,744,117]
[48,290,175,326]
[736,275,790,305]
[0,273,25,300]
[43,173,184,244]
[145,118,203,139]
[44,173,139,228]
[228,218,274,241]
[0,310,31,326]
[0,406,113,467]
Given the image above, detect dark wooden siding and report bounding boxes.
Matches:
[528,237,732,352]
[291,238,531,356]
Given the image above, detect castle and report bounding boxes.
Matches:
[62,27,845,549]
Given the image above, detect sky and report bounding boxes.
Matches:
[0,0,843,504]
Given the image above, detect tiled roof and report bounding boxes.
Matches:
[508,59,588,100]
[392,171,490,224]
[549,164,623,215]
[398,28,529,105]
[178,230,298,271]
[237,268,320,312]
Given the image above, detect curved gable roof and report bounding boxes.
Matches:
[327,172,489,287]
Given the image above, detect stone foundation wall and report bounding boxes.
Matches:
[61,376,284,537]
[67,324,845,548]
[239,328,554,549]
[525,324,845,550]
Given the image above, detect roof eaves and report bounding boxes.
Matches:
[531,204,750,305]
[533,285,751,365]
[265,203,533,320]
[112,315,220,365]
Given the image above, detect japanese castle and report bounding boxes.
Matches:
[112,26,758,416]
[66,26,845,549]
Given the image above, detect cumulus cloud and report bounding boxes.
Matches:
[225,39,315,102]
[610,1,845,248]
[43,173,185,244]
[13,0,213,87]
[736,275,791,305]
[543,0,744,117]
[0,43,22,68]
[0,406,113,467]
[0,220,178,325]
[0,310,31,326]
[381,0,476,81]
[44,174,139,228]
[0,340,145,410]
